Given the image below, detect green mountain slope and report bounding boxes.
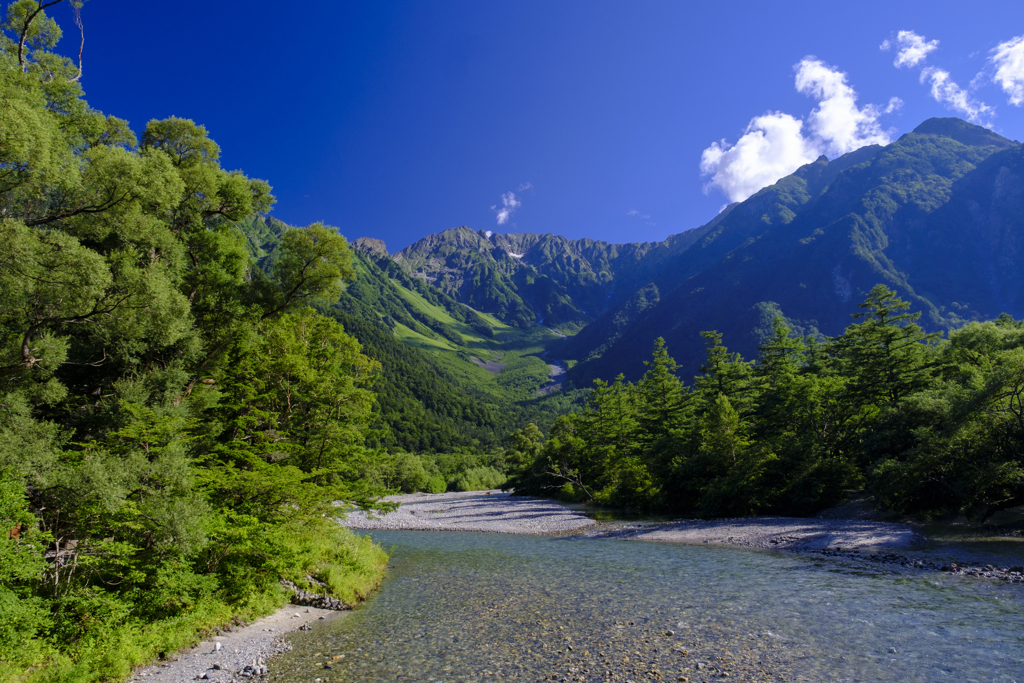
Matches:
[567,117,1023,383]
[236,218,576,451]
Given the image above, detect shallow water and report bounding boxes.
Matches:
[268,530,1024,683]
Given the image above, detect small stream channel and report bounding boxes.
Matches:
[267,530,1024,682]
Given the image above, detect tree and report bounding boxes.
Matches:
[834,284,939,409]
[694,330,754,412]
[635,338,687,439]
[0,13,391,677]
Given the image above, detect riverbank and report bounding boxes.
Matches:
[126,606,344,683]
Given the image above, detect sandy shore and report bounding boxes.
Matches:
[342,490,597,533]
[127,606,343,683]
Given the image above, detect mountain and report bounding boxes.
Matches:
[565,117,1024,383]
[391,225,715,331]
[245,116,1024,445]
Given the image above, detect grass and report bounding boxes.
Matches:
[388,279,511,351]
[391,322,458,352]
[379,271,575,412]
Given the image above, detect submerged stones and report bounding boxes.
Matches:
[805,548,1024,583]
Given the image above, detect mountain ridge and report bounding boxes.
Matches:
[349,117,1024,386]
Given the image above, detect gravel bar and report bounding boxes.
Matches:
[588,516,920,549]
[342,490,596,534]
[127,606,342,683]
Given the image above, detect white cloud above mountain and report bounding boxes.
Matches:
[796,58,897,156]
[886,30,939,69]
[492,191,521,225]
[700,58,896,203]
[921,67,994,123]
[884,30,993,126]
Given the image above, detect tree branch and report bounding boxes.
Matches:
[17,0,65,71]
[67,2,83,83]
[23,184,138,226]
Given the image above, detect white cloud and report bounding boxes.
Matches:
[700,59,895,203]
[921,67,994,124]
[484,230,493,238]
[892,30,939,68]
[700,112,818,203]
[885,30,994,125]
[517,182,533,191]
[879,39,891,52]
[627,209,651,219]
[796,58,893,156]
[991,35,1024,105]
[491,191,521,225]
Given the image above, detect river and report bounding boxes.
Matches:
[266,530,1023,682]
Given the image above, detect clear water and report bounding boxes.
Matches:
[267,531,1024,683]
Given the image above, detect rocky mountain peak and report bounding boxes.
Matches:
[352,237,389,258]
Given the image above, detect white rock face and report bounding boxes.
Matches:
[508,252,524,259]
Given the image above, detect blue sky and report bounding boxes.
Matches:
[58,0,1024,250]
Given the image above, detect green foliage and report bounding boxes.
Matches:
[359,449,509,494]
[509,288,1024,520]
[0,15,388,681]
[454,466,506,492]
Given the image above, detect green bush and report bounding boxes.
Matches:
[426,475,447,494]
[393,453,431,493]
[454,466,507,492]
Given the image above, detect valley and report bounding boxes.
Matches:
[5,3,1024,678]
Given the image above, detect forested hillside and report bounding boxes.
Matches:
[511,286,1024,523]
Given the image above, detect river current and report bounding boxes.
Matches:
[267,530,1023,682]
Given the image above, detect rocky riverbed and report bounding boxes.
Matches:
[801,547,1024,583]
